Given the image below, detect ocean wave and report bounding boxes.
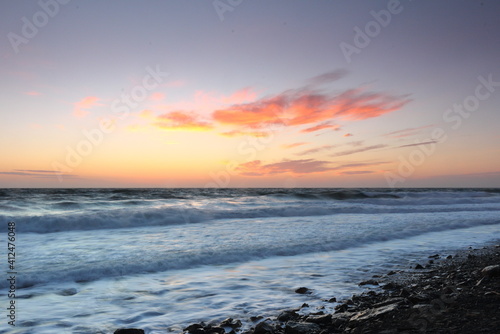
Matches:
[6,200,500,234]
[9,214,500,289]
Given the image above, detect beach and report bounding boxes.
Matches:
[1,188,499,333]
[192,243,499,334]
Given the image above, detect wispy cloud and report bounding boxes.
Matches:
[150,92,165,101]
[73,96,104,118]
[282,142,309,149]
[154,111,212,131]
[383,125,434,138]
[331,144,387,157]
[301,122,340,133]
[307,69,349,86]
[340,170,374,175]
[212,76,410,134]
[24,91,41,96]
[297,144,337,156]
[0,169,78,178]
[220,130,269,137]
[397,140,438,148]
[235,159,334,176]
[343,133,353,137]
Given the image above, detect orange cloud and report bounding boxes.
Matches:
[212,82,410,133]
[235,159,333,176]
[301,122,340,133]
[154,111,212,131]
[220,130,269,137]
[344,133,353,137]
[298,145,337,156]
[282,142,309,149]
[73,96,103,118]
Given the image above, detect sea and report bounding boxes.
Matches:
[0,188,499,334]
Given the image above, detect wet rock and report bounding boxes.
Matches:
[305,314,332,324]
[277,310,299,322]
[285,321,320,334]
[447,255,453,259]
[429,254,440,259]
[382,282,401,290]
[58,288,78,296]
[206,326,225,334]
[253,321,275,334]
[114,329,145,334]
[415,264,424,269]
[349,303,400,323]
[331,313,351,326]
[327,297,337,303]
[301,303,309,308]
[359,279,379,286]
[220,318,242,329]
[184,324,204,334]
[295,287,311,294]
[250,316,263,322]
[481,265,500,277]
[387,270,397,275]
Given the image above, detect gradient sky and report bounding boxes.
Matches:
[1,0,499,188]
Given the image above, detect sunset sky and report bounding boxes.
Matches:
[1,0,499,188]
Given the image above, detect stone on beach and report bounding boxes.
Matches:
[481,264,500,277]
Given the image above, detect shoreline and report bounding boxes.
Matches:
[118,242,500,334]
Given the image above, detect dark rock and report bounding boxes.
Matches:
[349,303,400,323]
[481,265,500,277]
[295,287,311,294]
[327,297,337,303]
[207,327,225,334]
[253,321,275,334]
[331,313,351,326]
[114,329,145,334]
[58,288,78,296]
[305,314,332,324]
[429,254,440,259]
[387,270,397,275]
[359,279,379,286]
[250,316,263,322]
[382,282,401,290]
[301,303,309,308]
[277,310,299,322]
[334,303,349,313]
[415,264,424,269]
[220,318,242,328]
[285,322,320,334]
[184,324,204,334]
[447,255,453,259]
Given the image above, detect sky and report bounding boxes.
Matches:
[1,0,499,188]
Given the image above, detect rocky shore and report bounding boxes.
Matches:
[115,244,500,334]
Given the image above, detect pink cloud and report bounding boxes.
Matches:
[282,142,309,149]
[73,96,103,118]
[25,91,41,96]
[343,133,353,137]
[301,122,340,133]
[235,159,334,176]
[154,111,212,131]
[212,82,410,132]
[297,145,337,156]
[150,92,165,101]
